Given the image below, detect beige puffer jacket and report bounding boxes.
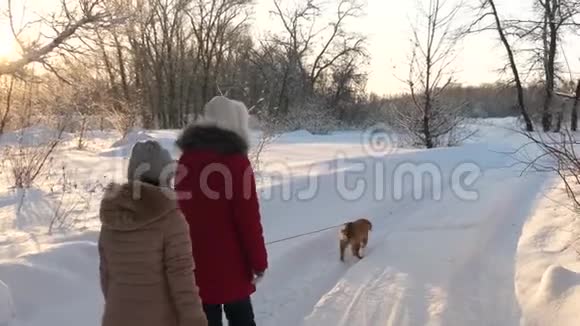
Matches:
[98,181,207,326]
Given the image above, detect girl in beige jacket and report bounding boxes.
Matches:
[98,140,207,326]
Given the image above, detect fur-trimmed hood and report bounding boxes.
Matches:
[99,181,178,231]
[176,125,249,155]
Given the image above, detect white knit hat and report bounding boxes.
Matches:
[127,140,174,186]
[203,96,250,144]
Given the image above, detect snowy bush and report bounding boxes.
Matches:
[249,131,278,176]
[104,102,140,137]
[248,106,284,174]
[518,130,580,209]
[393,101,473,148]
[46,166,104,234]
[286,102,341,135]
[1,128,65,189]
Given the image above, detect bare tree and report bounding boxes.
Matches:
[89,0,254,128]
[0,0,368,134]
[1,0,118,77]
[400,0,467,148]
[553,78,580,131]
[520,0,579,131]
[327,55,367,121]
[270,0,319,113]
[189,0,252,106]
[270,0,367,115]
[538,0,560,131]
[471,0,535,131]
[307,0,366,89]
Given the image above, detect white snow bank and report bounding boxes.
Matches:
[0,241,101,325]
[535,265,580,300]
[516,180,580,326]
[523,265,580,326]
[278,129,312,140]
[101,129,184,158]
[101,130,155,157]
[0,127,73,147]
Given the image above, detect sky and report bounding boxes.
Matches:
[254,0,580,96]
[2,0,580,96]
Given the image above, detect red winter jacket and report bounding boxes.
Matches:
[175,125,268,305]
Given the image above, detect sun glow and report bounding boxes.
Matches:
[0,29,19,62]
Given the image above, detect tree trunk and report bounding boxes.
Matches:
[542,0,558,132]
[423,69,433,148]
[554,107,563,133]
[0,77,15,136]
[571,79,580,131]
[423,102,434,148]
[277,61,291,116]
[488,0,533,131]
[78,116,87,149]
[542,90,554,132]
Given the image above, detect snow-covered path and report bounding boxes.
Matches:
[303,173,547,326]
[253,143,551,326]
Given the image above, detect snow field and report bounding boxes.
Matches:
[0,117,579,325]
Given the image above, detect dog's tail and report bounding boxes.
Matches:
[341,222,355,240]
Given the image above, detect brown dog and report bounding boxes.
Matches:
[339,218,372,261]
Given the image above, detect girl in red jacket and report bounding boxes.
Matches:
[175,96,268,326]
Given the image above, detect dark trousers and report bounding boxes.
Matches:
[203,297,257,326]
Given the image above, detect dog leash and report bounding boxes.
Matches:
[265,223,346,246]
